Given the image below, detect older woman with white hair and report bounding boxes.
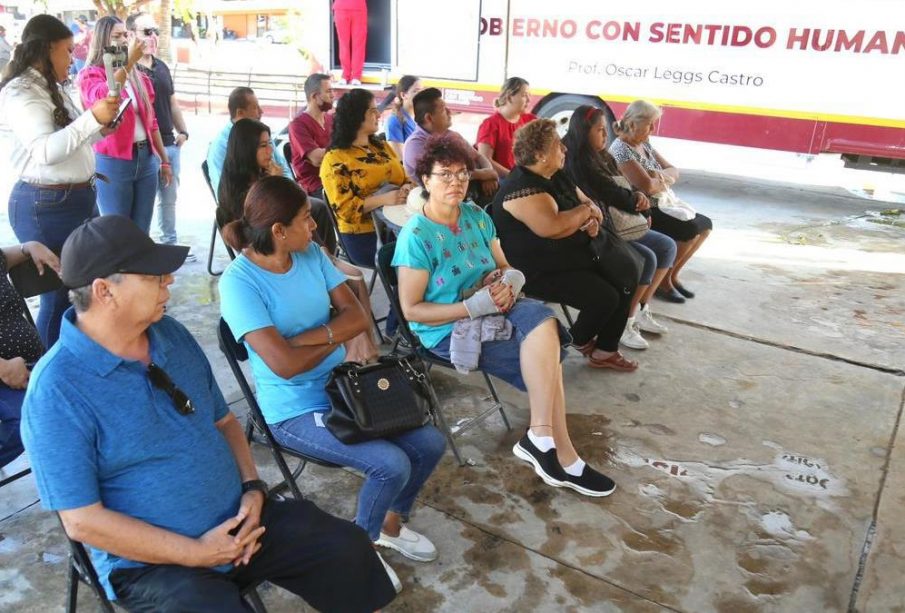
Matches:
[609,100,713,302]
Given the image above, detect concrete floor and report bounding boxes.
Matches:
[1,133,904,611]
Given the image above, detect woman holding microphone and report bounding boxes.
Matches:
[0,15,119,347]
[79,15,172,235]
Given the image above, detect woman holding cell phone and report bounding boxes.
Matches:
[79,15,172,236]
[0,15,119,347]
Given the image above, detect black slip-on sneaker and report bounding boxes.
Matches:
[512,433,567,487]
[561,465,616,497]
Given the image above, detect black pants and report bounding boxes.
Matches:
[110,498,395,613]
[527,269,632,352]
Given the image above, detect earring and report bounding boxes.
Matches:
[281,234,287,240]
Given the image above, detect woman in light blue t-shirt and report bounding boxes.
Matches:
[393,133,617,499]
[218,176,445,590]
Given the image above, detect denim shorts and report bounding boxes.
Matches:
[429,298,571,392]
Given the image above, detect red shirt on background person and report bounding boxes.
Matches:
[289,73,335,194]
[476,76,536,178]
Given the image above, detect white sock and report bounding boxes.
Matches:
[528,429,555,453]
[563,458,586,476]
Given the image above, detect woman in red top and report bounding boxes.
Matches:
[79,16,171,235]
[476,77,536,179]
[333,0,368,85]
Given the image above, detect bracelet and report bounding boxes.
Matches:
[20,243,28,257]
[322,323,335,345]
[160,162,171,168]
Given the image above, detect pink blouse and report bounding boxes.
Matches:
[78,65,160,161]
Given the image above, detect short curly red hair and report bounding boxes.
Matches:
[414,133,475,184]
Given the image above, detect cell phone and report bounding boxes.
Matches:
[109,97,132,129]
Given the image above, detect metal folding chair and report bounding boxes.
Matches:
[217,318,340,500]
[320,191,387,342]
[201,160,237,276]
[59,518,267,612]
[375,242,511,466]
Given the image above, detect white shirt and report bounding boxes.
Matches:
[0,68,103,184]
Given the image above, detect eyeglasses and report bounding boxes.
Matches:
[148,362,194,415]
[430,170,471,184]
[142,27,160,36]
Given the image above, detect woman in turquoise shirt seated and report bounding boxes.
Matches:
[218,176,445,593]
[393,133,616,498]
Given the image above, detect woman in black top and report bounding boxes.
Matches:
[0,241,58,470]
[491,119,639,372]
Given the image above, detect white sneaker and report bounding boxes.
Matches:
[376,525,438,562]
[620,318,649,350]
[637,304,668,335]
[350,79,362,86]
[337,77,348,86]
[376,551,403,593]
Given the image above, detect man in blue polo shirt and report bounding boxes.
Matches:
[21,216,395,612]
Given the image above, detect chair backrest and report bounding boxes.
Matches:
[203,161,237,262]
[217,318,338,480]
[217,318,272,442]
[8,259,63,328]
[375,242,422,350]
[201,159,217,203]
[320,190,375,270]
[282,141,297,181]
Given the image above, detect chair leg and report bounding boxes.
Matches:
[207,220,225,277]
[0,467,31,488]
[66,561,79,613]
[269,448,305,500]
[424,373,465,466]
[483,373,511,431]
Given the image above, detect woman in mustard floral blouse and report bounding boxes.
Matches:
[320,88,413,267]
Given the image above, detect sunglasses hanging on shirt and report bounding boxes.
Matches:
[148,362,195,415]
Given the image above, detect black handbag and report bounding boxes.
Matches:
[588,225,644,293]
[325,356,432,444]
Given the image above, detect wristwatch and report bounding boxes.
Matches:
[178,130,189,140]
[241,479,268,497]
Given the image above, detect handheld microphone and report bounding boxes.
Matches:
[102,45,126,97]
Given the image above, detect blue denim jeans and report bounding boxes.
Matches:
[8,181,97,347]
[0,384,26,469]
[630,229,677,284]
[95,145,160,234]
[155,144,181,244]
[429,298,570,392]
[272,412,446,541]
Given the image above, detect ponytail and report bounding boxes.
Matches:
[221,218,249,251]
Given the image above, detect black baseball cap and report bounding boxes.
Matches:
[61,216,189,288]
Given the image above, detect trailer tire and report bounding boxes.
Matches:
[535,95,616,145]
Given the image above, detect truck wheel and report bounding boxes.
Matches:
[535,94,616,144]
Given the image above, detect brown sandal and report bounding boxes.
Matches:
[588,351,639,372]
